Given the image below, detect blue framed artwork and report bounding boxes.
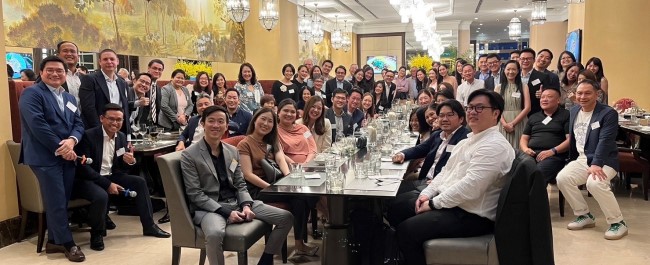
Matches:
[565,29,582,63]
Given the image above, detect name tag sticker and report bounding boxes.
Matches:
[446,145,455,152]
[591,121,600,130]
[531,79,541,86]
[378,106,385,110]
[229,159,238,172]
[511,92,521,98]
[289,89,295,94]
[116,147,126,157]
[303,131,312,139]
[542,116,552,125]
[66,101,78,113]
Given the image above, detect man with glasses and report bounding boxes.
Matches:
[146,59,165,126]
[73,103,170,252]
[57,41,81,103]
[388,100,469,200]
[19,56,86,262]
[392,89,515,265]
[520,48,552,117]
[325,65,352,103]
[127,73,152,128]
[485,53,501,90]
[325,88,353,142]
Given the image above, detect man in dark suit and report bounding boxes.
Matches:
[73,103,170,251]
[127,73,152,129]
[383,70,400,101]
[325,88,353,142]
[535,49,561,89]
[474,54,491,81]
[387,100,469,225]
[556,80,628,240]
[519,48,552,117]
[486,53,502,89]
[146,59,165,126]
[79,49,130,135]
[343,88,365,130]
[176,94,213,151]
[181,106,292,265]
[19,56,86,262]
[325,65,352,106]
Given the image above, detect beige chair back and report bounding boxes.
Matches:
[6,140,44,213]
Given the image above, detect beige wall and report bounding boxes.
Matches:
[529,21,568,72]
[567,3,585,33]
[581,0,650,108]
[331,33,358,72]
[458,29,471,57]
[358,35,404,79]
[1,2,20,222]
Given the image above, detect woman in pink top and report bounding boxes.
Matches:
[277,99,317,163]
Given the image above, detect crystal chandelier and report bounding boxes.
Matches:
[531,0,547,25]
[331,16,343,50]
[566,0,584,3]
[226,0,250,23]
[258,0,279,31]
[311,3,324,44]
[297,1,312,42]
[341,20,352,52]
[508,10,522,41]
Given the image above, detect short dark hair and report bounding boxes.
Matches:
[78,65,88,72]
[260,94,276,107]
[332,88,348,97]
[510,50,521,56]
[538,49,554,59]
[98,48,117,58]
[281,63,295,75]
[102,103,123,115]
[486,53,500,60]
[39,56,67,72]
[462,64,475,71]
[225,88,239,97]
[520,48,536,59]
[478,54,488,59]
[20,69,36,81]
[577,79,601,91]
[467,89,505,122]
[349,88,363,98]
[201,105,229,124]
[322,60,333,67]
[335,65,346,74]
[436,99,466,122]
[171,69,186,79]
[56,41,78,53]
[148,59,165,68]
[136,72,152,81]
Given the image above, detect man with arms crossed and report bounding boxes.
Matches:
[181,106,293,265]
[556,79,627,240]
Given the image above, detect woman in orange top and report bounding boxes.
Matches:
[277,99,317,164]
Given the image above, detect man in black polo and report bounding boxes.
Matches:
[520,87,570,183]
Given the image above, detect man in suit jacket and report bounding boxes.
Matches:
[180,106,292,265]
[176,94,213,151]
[534,49,561,90]
[344,88,365,130]
[325,88,354,142]
[520,48,552,117]
[79,49,130,135]
[73,104,170,251]
[383,70,401,102]
[146,59,165,126]
[325,65,353,106]
[556,80,628,240]
[387,100,469,225]
[127,73,152,128]
[19,56,86,262]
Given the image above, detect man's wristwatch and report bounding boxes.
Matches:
[428,199,435,210]
[551,147,558,155]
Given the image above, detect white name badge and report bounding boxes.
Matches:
[229,159,238,172]
[303,131,312,139]
[116,147,126,157]
[378,106,385,110]
[531,79,541,86]
[542,116,552,125]
[289,89,295,94]
[591,121,600,130]
[511,92,521,98]
[66,101,78,113]
[446,145,455,152]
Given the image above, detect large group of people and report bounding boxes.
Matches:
[17,39,626,265]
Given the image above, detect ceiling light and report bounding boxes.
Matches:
[297,1,312,42]
[508,10,522,41]
[331,16,343,50]
[311,3,323,44]
[258,0,279,31]
[566,0,585,3]
[531,0,547,25]
[226,0,250,23]
[479,23,483,26]
[474,17,478,20]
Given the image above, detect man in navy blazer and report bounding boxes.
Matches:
[556,79,627,240]
[74,103,170,251]
[343,88,365,131]
[324,65,353,105]
[79,49,130,135]
[176,93,213,151]
[19,56,86,261]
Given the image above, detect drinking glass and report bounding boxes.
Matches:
[289,163,303,179]
[329,172,344,191]
[354,162,367,179]
[325,154,339,174]
[149,126,160,142]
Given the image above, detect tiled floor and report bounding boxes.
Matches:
[0,186,649,265]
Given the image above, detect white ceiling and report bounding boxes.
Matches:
[289,0,570,51]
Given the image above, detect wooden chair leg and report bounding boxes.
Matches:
[282,239,288,264]
[19,209,28,241]
[37,213,45,253]
[237,251,248,265]
[171,246,181,265]
[199,248,206,265]
[559,190,565,217]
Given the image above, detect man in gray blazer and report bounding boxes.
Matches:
[180,106,292,265]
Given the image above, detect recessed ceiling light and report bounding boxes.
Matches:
[479,23,483,26]
[476,30,479,33]
[474,17,478,20]
[478,28,481,29]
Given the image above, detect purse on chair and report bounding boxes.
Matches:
[260,144,284,184]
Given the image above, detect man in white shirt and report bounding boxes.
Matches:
[456,64,485,106]
[57,41,81,104]
[345,63,358,82]
[394,89,515,265]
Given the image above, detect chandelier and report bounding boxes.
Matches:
[311,3,324,44]
[508,10,522,41]
[297,1,312,42]
[531,0,547,25]
[331,16,343,50]
[226,0,250,23]
[341,20,352,52]
[258,0,279,31]
[566,0,584,3]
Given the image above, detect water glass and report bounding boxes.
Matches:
[329,172,344,192]
[289,163,303,179]
[370,153,382,175]
[325,155,339,174]
[354,162,367,179]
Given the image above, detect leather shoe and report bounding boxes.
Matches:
[157,212,170,224]
[105,215,116,230]
[63,245,86,262]
[45,242,65,254]
[90,233,104,251]
[143,224,171,238]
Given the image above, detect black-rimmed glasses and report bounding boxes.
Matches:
[465,105,494,113]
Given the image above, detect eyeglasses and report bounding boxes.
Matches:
[137,79,152,86]
[438,112,457,119]
[105,117,124,124]
[45,69,66,75]
[465,105,494,113]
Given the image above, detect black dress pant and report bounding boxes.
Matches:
[393,195,494,265]
[534,153,567,183]
[258,194,317,241]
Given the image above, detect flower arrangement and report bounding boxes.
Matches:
[174,60,213,79]
[408,54,433,71]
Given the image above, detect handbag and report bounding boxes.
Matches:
[260,144,283,183]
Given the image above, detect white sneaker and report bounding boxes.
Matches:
[567,214,596,230]
[604,221,628,240]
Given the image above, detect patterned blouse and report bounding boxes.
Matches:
[234,82,265,114]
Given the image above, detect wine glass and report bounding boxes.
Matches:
[149,126,160,142]
[131,123,140,142]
